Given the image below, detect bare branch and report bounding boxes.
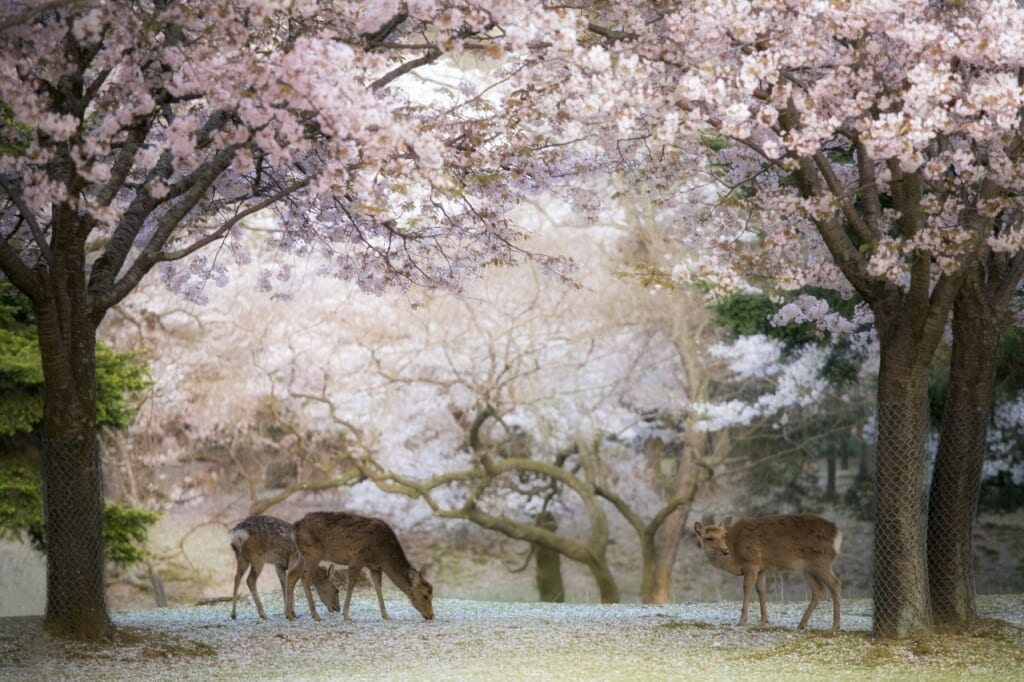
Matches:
[370,47,442,91]
[156,176,310,263]
[0,0,83,32]
[586,21,637,42]
[0,176,53,264]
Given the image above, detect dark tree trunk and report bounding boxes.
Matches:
[928,279,1000,630]
[872,395,931,638]
[587,560,621,604]
[871,297,942,639]
[826,449,838,501]
[38,432,109,638]
[534,512,564,602]
[33,244,111,639]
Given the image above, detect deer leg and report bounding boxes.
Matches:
[273,563,287,594]
[370,568,390,620]
[755,571,768,626]
[342,566,361,621]
[246,558,268,619]
[284,554,303,620]
[231,554,249,620]
[799,572,824,630]
[273,564,288,618]
[820,569,842,632]
[302,559,322,621]
[739,570,757,626]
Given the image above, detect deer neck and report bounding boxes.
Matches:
[709,549,742,575]
[382,550,414,592]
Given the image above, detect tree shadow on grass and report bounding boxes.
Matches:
[0,616,216,668]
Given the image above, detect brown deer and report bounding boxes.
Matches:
[694,514,842,631]
[286,511,434,621]
[229,514,342,620]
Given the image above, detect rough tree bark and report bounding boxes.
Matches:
[928,260,1020,629]
[534,511,565,602]
[868,274,953,638]
[643,433,714,604]
[33,240,111,638]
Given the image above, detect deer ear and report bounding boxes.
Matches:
[722,516,733,529]
[694,522,704,535]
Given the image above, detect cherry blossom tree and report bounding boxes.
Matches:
[8,0,1019,641]
[555,1,1024,637]
[0,0,577,638]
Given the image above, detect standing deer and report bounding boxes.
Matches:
[286,511,434,622]
[229,514,342,620]
[693,514,842,632]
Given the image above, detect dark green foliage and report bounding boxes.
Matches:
[0,280,150,435]
[820,341,865,388]
[711,290,847,350]
[0,464,45,549]
[977,471,1024,514]
[95,346,150,430]
[1,281,156,561]
[843,467,875,522]
[711,289,870,390]
[0,282,44,435]
[103,502,160,565]
[0,464,160,565]
[709,292,781,338]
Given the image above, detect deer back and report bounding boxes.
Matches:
[294,511,414,579]
[696,514,840,574]
[230,514,296,567]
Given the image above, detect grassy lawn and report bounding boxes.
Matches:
[1,595,1022,681]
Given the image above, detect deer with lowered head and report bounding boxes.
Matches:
[229,514,342,620]
[694,513,842,632]
[286,510,434,621]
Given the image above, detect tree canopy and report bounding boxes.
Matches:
[3,0,1024,639]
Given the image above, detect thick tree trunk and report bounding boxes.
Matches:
[461,502,620,604]
[34,263,111,639]
[641,432,712,604]
[647,507,689,604]
[928,283,999,630]
[534,512,565,602]
[39,433,109,637]
[873,394,932,638]
[872,337,934,638]
[586,559,621,604]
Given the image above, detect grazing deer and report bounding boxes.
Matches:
[229,514,342,620]
[286,511,434,622]
[694,514,842,632]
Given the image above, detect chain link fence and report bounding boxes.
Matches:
[867,400,989,636]
[37,435,109,632]
[870,400,932,636]
[927,405,989,626]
